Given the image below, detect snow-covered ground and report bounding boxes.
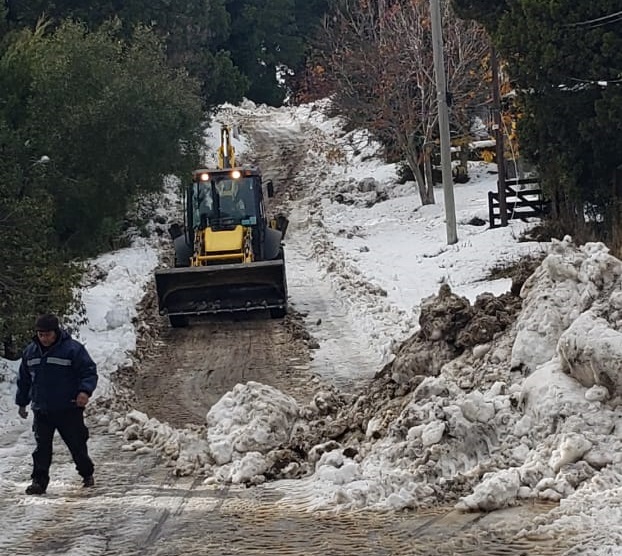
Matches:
[2,100,622,554]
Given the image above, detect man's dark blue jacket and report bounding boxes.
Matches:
[16,330,98,412]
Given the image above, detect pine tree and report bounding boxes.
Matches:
[499,1,622,241]
[0,24,81,356]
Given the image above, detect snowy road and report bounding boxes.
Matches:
[240,107,413,388]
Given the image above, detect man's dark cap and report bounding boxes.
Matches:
[35,314,60,332]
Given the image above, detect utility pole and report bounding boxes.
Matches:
[430,0,457,245]
[491,45,508,226]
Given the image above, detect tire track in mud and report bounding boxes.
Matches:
[0,432,571,556]
[131,309,318,428]
[138,475,204,553]
[135,493,569,556]
[0,428,571,556]
[0,425,172,556]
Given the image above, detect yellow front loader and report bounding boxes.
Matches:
[154,127,288,327]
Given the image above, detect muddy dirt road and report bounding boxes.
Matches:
[1,423,568,556]
[131,312,315,427]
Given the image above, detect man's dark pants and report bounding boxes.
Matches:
[31,408,94,487]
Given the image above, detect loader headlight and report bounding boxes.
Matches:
[199,172,210,181]
[231,170,241,179]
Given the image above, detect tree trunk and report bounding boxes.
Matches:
[3,336,20,361]
[549,181,585,240]
[455,145,469,183]
[406,149,435,205]
[611,166,622,257]
[423,150,435,200]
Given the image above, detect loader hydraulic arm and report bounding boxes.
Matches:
[217,126,236,169]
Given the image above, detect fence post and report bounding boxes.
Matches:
[614,166,622,254]
[488,191,496,228]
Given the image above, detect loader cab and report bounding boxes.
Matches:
[192,178,258,227]
[189,169,261,225]
[186,167,272,259]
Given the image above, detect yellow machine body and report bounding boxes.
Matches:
[192,226,253,266]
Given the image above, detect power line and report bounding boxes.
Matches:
[582,15,622,28]
[567,76,622,87]
[565,10,622,28]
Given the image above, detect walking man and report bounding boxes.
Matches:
[16,313,98,495]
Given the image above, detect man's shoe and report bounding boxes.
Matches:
[82,476,95,488]
[25,482,46,495]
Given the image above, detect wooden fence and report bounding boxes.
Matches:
[488,177,550,228]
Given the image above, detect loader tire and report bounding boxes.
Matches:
[169,315,189,328]
[173,236,193,268]
[269,307,287,319]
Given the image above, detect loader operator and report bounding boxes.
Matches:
[218,181,248,220]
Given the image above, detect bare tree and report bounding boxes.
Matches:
[324,0,489,205]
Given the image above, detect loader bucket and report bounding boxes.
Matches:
[155,259,287,318]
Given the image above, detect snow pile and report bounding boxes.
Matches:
[524,466,622,551]
[78,238,159,400]
[0,360,19,423]
[113,382,349,486]
[272,238,622,514]
[511,238,622,371]
[109,409,210,476]
[205,381,300,482]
